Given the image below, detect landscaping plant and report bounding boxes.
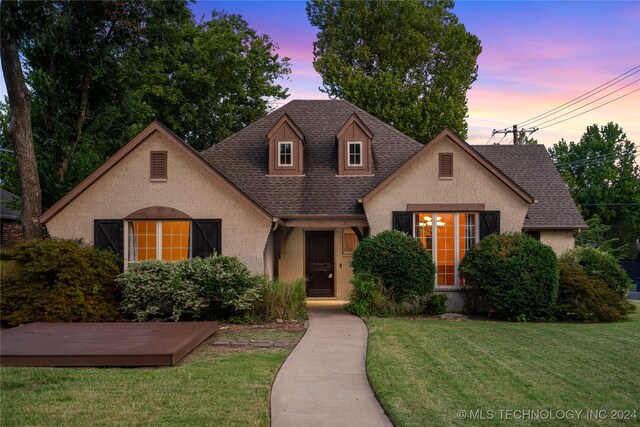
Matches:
[351,230,435,303]
[255,278,307,321]
[118,260,208,321]
[0,239,121,326]
[117,255,262,321]
[423,293,448,316]
[459,233,559,321]
[555,248,635,322]
[345,273,401,317]
[560,247,632,297]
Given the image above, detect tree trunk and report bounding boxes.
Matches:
[1,1,43,239]
[56,69,91,182]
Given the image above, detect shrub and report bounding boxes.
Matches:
[561,247,632,297]
[117,255,262,321]
[255,277,307,321]
[423,293,448,315]
[556,252,636,322]
[345,273,401,317]
[118,260,207,321]
[352,230,435,302]
[0,239,121,326]
[177,256,262,313]
[459,233,559,321]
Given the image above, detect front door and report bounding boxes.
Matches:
[305,231,335,297]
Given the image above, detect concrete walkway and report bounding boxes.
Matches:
[271,305,392,427]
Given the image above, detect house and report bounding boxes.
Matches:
[1,189,23,245]
[40,100,586,309]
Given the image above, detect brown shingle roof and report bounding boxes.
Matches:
[202,100,422,216]
[474,144,586,229]
[202,100,585,229]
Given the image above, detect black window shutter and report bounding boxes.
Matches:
[479,211,500,239]
[392,211,413,235]
[192,219,222,258]
[94,220,124,258]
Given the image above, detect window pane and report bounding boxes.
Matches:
[161,221,191,261]
[343,229,357,253]
[436,213,455,286]
[457,213,476,263]
[414,213,433,255]
[349,143,361,165]
[129,221,157,262]
[279,142,292,165]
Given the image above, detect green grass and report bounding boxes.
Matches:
[365,302,640,426]
[0,329,303,427]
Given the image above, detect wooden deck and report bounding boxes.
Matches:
[0,322,219,367]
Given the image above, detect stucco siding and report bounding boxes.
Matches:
[45,130,271,273]
[278,228,304,283]
[540,229,575,255]
[363,135,530,235]
[335,229,355,300]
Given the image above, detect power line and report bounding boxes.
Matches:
[528,77,640,128]
[555,154,618,168]
[491,125,538,145]
[538,87,640,130]
[484,131,496,145]
[517,64,640,127]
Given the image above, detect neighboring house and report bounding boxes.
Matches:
[1,189,23,245]
[40,100,586,309]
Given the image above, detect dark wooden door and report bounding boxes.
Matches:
[305,231,335,297]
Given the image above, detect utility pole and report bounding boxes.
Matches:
[491,125,538,145]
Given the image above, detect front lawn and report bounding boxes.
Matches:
[1,327,303,426]
[366,303,639,426]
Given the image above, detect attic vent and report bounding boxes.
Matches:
[150,151,167,180]
[439,153,453,178]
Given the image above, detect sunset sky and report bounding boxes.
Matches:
[192,0,640,150]
[2,1,639,151]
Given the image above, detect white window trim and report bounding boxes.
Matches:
[277,141,294,167]
[347,141,363,166]
[124,220,192,269]
[412,212,479,289]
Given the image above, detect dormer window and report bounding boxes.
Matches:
[348,142,362,166]
[337,114,373,176]
[267,113,305,176]
[278,142,293,166]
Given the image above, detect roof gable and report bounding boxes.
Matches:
[363,129,535,204]
[337,113,374,140]
[267,113,305,144]
[40,121,271,224]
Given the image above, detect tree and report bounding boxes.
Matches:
[1,1,42,239]
[575,215,626,258]
[549,123,640,258]
[124,10,291,151]
[1,2,291,209]
[518,129,538,145]
[306,0,481,142]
